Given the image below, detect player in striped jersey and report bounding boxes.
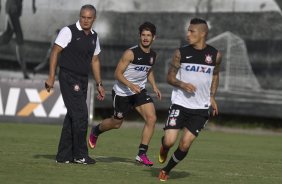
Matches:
[158,18,222,181]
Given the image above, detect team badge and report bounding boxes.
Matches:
[149,57,154,65]
[205,54,213,64]
[116,111,123,119]
[73,84,80,92]
[169,118,176,126]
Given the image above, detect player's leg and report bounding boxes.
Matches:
[89,117,123,149]
[158,104,190,181]
[56,112,73,163]
[58,70,95,164]
[159,104,182,165]
[88,90,129,149]
[55,70,75,163]
[159,128,195,181]
[159,109,209,181]
[159,129,179,164]
[135,102,156,146]
[134,90,156,166]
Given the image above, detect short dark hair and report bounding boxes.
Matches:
[80,4,96,16]
[190,18,207,25]
[139,22,156,36]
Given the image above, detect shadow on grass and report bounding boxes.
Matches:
[142,166,190,180]
[33,155,137,165]
[96,156,136,164]
[33,154,56,160]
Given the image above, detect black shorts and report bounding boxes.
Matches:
[164,104,209,136]
[112,89,153,119]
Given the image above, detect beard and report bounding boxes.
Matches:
[140,41,151,48]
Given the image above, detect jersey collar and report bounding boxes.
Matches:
[76,21,94,34]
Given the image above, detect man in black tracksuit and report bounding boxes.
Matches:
[45,4,105,164]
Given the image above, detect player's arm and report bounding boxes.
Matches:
[210,51,222,116]
[45,27,70,92]
[91,54,105,101]
[167,49,196,93]
[148,69,161,100]
[45,44,62,92]
[114,49,141,93]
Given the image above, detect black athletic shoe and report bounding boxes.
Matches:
[74,156,96,165]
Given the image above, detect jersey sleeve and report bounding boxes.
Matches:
[54,27,72,48]
[94,36,101,56]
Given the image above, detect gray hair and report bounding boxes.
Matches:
[80,4,96,16]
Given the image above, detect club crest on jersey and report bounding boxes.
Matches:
[73,84,80,92]
[205,54,213,64]
[149,57,154,65]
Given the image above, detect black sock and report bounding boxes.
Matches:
[138,144,148,155]
[162,147,189,174]
[92,124,103,136]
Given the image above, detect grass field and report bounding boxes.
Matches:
[0,122,282,184]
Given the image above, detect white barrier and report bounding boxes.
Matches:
[0,78,94,124]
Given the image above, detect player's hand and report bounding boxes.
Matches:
[45,79,54,93]
[181,82,196,93]
[129,83,141,94]
[96,86,105,101]
[210,97,218,116]
[153,87,162,100]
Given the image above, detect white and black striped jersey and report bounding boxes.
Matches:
[171,44,218,109]
[113,45,157,96]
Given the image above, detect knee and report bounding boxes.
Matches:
[163,138,175,148]
[145,114,157,125]
[112,118,123,129]
[179,140,193,152]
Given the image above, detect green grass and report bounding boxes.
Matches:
[0,122,282,184]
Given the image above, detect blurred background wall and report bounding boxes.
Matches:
[1,0,282,119]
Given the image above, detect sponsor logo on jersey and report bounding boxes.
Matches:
[186,56,193,59]
[134,66,150,72]
[185,65,212,74]
[137,57,142,61]
[205,54,213,64]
